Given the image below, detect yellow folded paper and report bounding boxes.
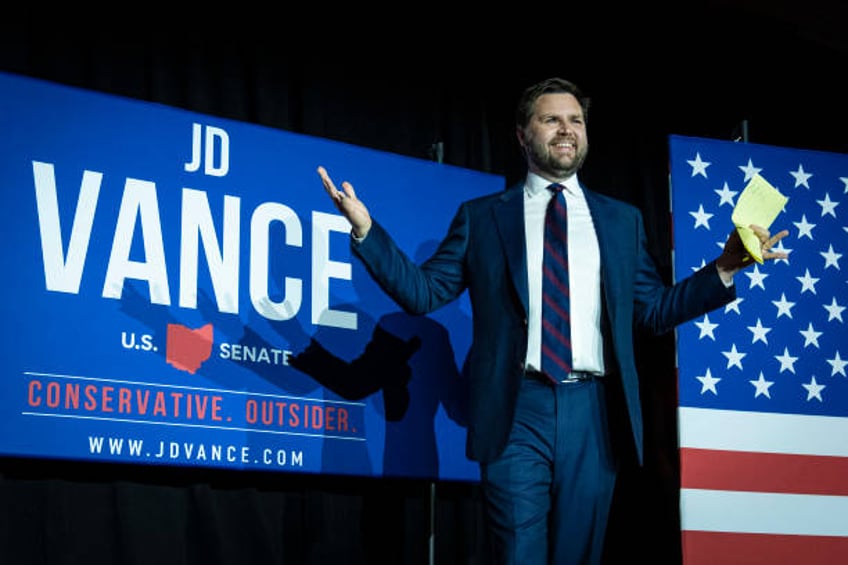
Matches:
[730,174,788,263]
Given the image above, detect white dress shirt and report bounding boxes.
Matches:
[523,172,605,375]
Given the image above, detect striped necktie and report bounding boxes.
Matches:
[541,183,572,383]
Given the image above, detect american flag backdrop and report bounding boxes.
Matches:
[668,135,848,565]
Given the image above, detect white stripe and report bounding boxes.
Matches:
[678,407,848,457]
[680,488,848,536]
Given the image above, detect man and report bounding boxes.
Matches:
[317,77,788,564]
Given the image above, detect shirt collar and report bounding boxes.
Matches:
[524,171,581,198]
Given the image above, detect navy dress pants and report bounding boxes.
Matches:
[480,376,617,565]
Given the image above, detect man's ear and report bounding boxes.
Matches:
[515,126,526,148]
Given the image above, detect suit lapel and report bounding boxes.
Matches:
[493,184,529,315]
[491,182,631,319]
[584,187,633,314]
[584,188,613,264]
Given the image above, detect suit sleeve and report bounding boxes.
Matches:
[351,204,470,315]
[632,210,736,335]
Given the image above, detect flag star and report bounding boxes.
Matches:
[689,204,713,229]
[823,297,845,322]
[690,258,708,272]
[802,376,825,402]
[775,347,798,374]
[771,239,792,266]
[799,322,823,348]
[771,292,795,319]
[821,244,842,270]
[750,371,774,398]
[793,214,816,239]
[772,293,795,318]
[695,314,719,340]
[747,318,772,345]
[687,153,711,178]
[841,176,848,194]
[744,264,768,290]
[789,163,813,188]
[715,182,738,206]
[826,351,848,377]
[722,343,746,370]
[696,367,720,395]
[739,159,762,182]
[796,268,819,294]
[816,193,839,217]
[724,297,744,314]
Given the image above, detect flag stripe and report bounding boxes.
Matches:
[678,407,848,457]
[680,447,848,495]
[681,530,848,565]
[680,488,848,536]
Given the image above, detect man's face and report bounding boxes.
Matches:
[518,92,588,181]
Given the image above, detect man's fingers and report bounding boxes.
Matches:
[317,166,347,203]
[317,166,335,192]
[748,224,769,239]
[765,230,788,250]
[749,224,788,248]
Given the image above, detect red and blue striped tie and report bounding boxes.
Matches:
[541,183,572,383]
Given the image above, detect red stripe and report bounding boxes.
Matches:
[543,240,568,271]
[542,268,570,298]
[546,219,567,242]
[681,530,848,565]
[541,344,572,372]
[680,447,848,495]
[542,345,571,372]
[541,319,571,348]
[542,292,570,320]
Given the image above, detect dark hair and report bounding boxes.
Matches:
[515,77,591,128]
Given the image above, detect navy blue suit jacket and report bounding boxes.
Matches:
[353,181,735,465]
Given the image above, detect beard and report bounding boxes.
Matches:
[525,136,588,180]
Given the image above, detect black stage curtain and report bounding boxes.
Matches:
[1,6,846,564]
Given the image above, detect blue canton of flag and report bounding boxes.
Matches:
[668,135,848,565]
[672,135,847,415]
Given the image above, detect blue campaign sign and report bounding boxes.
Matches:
[0,71,503,481]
